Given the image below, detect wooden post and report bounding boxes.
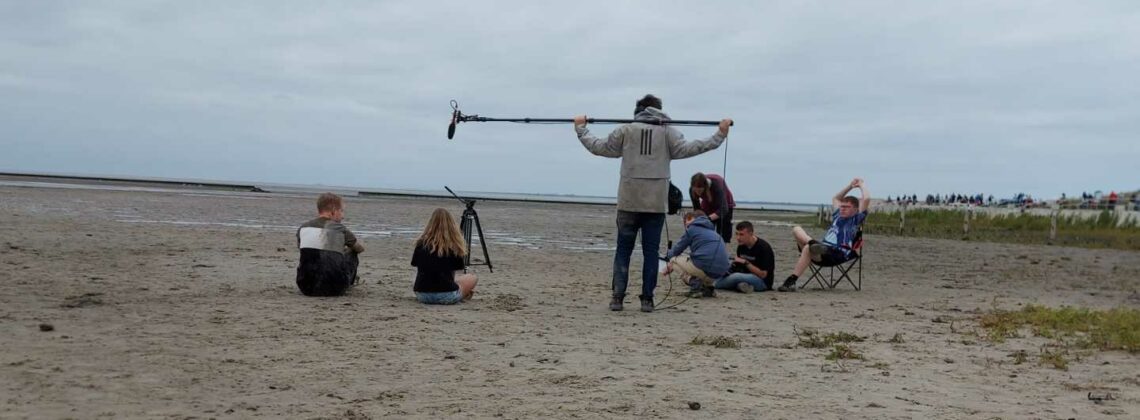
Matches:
[1050,210,1058,241]
[963,206,971,235]
[899,203,907,233]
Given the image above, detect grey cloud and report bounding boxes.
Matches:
[1,1,1137,203]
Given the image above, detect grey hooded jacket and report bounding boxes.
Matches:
[576,107,726,213]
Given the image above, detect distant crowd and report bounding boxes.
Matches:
[884,190,1138,210]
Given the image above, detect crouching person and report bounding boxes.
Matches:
[412,208,478,305]
[296,193,364,296]
[663,211,731,298]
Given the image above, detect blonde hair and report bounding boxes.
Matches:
[416,208,467,257]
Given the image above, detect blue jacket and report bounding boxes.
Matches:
[665,216,730,278]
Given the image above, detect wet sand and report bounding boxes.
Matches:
[2,185,1139,419]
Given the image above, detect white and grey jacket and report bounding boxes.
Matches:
[576,107,726,213]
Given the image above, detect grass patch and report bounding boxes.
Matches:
[690,335,740,349]
[796,328,866,348]
[835,208,1140,251]
[979,305,1140,353]
[1038,348,1070,370]
[825,344,864,361]
[1007,350,1029,365]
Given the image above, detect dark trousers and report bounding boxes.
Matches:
[715,207,734,243]
[612,211,665,299]
[297,251,359,297]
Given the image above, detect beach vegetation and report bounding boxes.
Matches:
[795,328,866,348]
[979,305,1140,353]
[1007,350,1029,365]
[690,335,740,349]
[1038,347,1070,370]
[825,344,864,361]
[794,208,1140,250]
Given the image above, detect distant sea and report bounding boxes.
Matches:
[0,171,820,213]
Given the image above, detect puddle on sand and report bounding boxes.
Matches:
[117,219,296,231]
[115,218,626,253]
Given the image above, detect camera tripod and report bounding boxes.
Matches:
[445,186,493,273]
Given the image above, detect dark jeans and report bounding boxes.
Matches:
[613,211,665,299]
[297,250,359,297]
[715,207,734,243]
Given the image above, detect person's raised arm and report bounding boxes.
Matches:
[574,115,623,158]
[833,178,858,208]
[669,119,732,159]
[856,178,870,213]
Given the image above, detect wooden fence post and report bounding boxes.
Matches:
[1050,210,1058,241]
[963,206,971,236]
[900,203,907,233]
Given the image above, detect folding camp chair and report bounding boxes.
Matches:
[800,226,864,291]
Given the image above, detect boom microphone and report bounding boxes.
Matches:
[448,100,459,140]
[446,99,731,140]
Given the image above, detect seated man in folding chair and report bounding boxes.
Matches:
[777,178,869,292]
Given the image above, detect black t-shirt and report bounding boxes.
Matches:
[733,237,775,289]
[411,244,464,293]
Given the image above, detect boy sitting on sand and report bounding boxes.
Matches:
[295,193,364,296]
[663,211,731,298]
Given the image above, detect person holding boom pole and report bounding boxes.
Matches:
[573,94,732,313]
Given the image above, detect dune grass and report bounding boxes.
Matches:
[979,305,1140,353]
[979,305,1140,370]
[795,328,865,349]
[690,335,740,349]
[794,208,1140,250]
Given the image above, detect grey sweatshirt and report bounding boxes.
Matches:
[576,107,727,213]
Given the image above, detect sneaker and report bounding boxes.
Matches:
[609,297,623,311]
[736,283,754,293]
[685,289,704,298]
[639,295,654,313]
[777,278,797,292]
[702,286,716,298]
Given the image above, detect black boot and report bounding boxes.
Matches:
[639,295,654,313]
[609,296,624,311]
[702,286,716,298]
[777,275,798,292]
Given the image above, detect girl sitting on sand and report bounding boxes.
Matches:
[412,208,479,304]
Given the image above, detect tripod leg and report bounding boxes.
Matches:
[461,211,474,270]
[471,209,493,273]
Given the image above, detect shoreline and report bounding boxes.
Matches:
[0,171,818,212]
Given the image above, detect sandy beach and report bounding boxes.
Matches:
[2,183,1139,419]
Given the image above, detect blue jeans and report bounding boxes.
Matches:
[715,272,768,292]
[613,211,665,299]
[416,290,462,305]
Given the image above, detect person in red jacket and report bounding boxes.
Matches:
[689,172,736,243]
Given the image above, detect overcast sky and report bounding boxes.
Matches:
[1,1,1136,203]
